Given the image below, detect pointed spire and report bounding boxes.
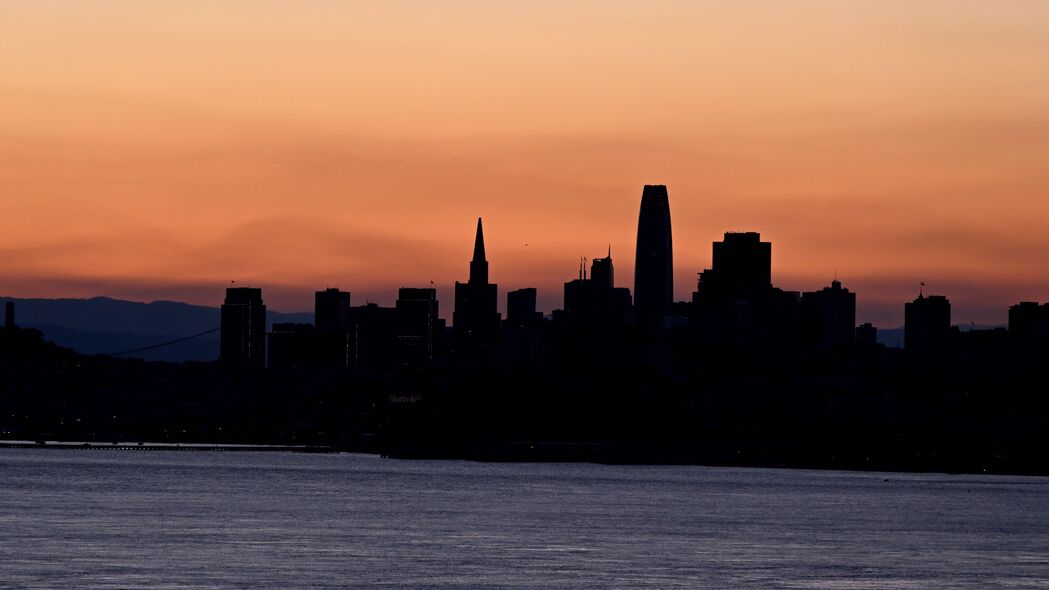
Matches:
[468,217,489,284]
[473,217,486,262]
[608,244,611,259]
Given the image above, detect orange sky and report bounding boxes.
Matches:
[2,1,1049,325]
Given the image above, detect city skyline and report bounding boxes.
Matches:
[4,5,1049,587]
[0,200,1033,329]
[4,2,1049,326]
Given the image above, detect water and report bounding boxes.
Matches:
[1,449,1047,588]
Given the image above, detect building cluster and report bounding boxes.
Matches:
[216,185,1049,370]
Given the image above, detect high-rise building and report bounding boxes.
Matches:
[634,185,673,327]
[506,288,540,327]
[505,288,542,366]
[563,254,632,325]
[220,287,266,367]
[905,293,951,353]
[856,322,878,347]
[691,232,799,351]
[801,280,856,350]
[396,287,439,366]
[453,218,500,362]
[591,248,614,289]
[1008,301,1049,348]
[313,288,352,368]
[315,288,351,331]
[4,301,14,329]
[697,232,771,297]
[267,323,315,369]
[346,303,398,370]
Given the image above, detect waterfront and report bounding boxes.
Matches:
[1,449,1047,588]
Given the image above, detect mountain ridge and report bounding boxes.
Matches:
[0,295,312,362]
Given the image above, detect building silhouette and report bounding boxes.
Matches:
[591,247,614,288]
[691,232,799,351]
[315,288,351,331]
[346,303,398,370]
[856,322,878,347]
[506,288,541,328]
[904,293,951,353]
[1008,301,1049,348]
[268,322,315,369]
[562,252,632,326]
[698,232,771,296]
[453,218,500,362]
[314,288,352,368]
[220,287,266,368]
[634,185,673,329]
[396,287,441,367]
[504,287,543,366]
[4,301,14,329]
[801,280,856,350]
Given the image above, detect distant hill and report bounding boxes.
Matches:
[0,296,311,362]
[875,325,1005,349]
[877,328,903,348]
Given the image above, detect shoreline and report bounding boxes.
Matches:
[0,440,339,453]
[3,439,1047,479]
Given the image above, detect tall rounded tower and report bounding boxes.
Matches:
[634,185,673,327]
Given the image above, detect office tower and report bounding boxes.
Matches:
[267,323,315,369]
[312,288,352,368]
[801,280,857,350]
[691,232,798,351]
[563,254,632,325]
[904,293,951,353]
[4,301,13,329]
[504,288,542,366]
[315,288,351,331]
[856,322,878,347]
[634,185,673,327]
[697,232,772,297]
[591,248,614,289]
[346,303,398,370]
[1008,301,1049,348]
[396,287,439,366]
[507,288,540,327]
[453,218,500,362]
[220,287,267,368]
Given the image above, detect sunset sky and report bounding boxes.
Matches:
[2,1,1048,326]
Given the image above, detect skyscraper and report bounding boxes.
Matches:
[397,287,439,366]
[905,293,952,353]
[801,280,856,350]
[314,288,352,368]
[590,247,614,289]
[1008,301,1049,349]
[634,185,673,328]
[315,288,351,331]
[563,253,632,325]
[691,232,799,350]
[697,232,772,297]
[506,288,540,327]
[220,287,266,368]
[453,218,500,362]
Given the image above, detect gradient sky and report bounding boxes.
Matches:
[3,1,1049,326]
